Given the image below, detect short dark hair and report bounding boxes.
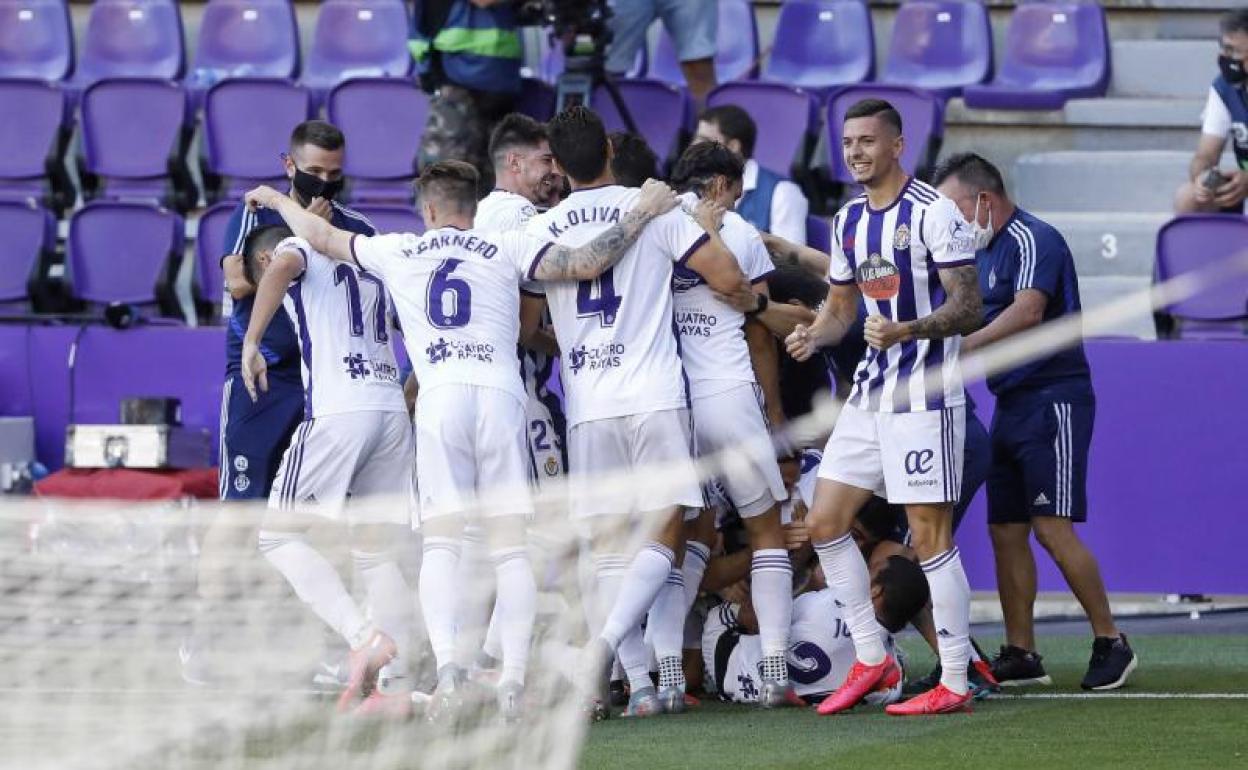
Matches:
[547,106,609,183]
[843,99,903,136]
[767,265,827,310]
[416,160,479,215]
[609,132,659,188]
[931,152,1007,196]
[242,224,293,288]
[670,141,745,195]
[698,104,757,159]
[489,113,548,169]
[874,555,930,634]
[1221,8,1248,35]
[290,120,345,153]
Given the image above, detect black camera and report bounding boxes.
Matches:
[517,0,611,42]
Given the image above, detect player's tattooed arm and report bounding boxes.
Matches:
[532,179,679,281]
[244,185,354,262]
[761,232,832,278]
[905,265,983,340]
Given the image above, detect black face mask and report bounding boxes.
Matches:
[1219,54,1247,85]
[291,167,345,204]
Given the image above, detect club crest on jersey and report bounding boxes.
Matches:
[855,253,901,300]
[988,268,997,290]
[233,455,249,473]
[893,223,911,251]
[233,473,250,493]
[544,457,560,477]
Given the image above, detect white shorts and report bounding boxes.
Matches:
[819,403,965,505]
[691,383,787,518]
[268,410,414,525]
[415,384,534,522]
[526,390,566,484]
[568,408,703,519]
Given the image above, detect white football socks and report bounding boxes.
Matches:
[646,566,687,691]
[682,541,711,611]
[258,530,372,650]
[598,543,673,649]
[491,546,536,687]
[452,528,493,669]
[419,536,462,671]
[923,546,972,696]
[813,532,887,665]
[353,549,412,690]
[751,549,793,664]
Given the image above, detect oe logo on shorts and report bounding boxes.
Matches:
[904,449,934,475]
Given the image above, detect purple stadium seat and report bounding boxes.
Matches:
[79,78,195,210]
[0,79,73,213]
[962,3,1110,111]
[303,0,412,103]
[762,0,873,91]
[194,200,236,312]
[352,203,424,235]
[516,77,556,121]
[806,214,830,254]
[883,1,992,99]
[591,79,691,166]
[73,0,186,91]
[0,323,32,419]
[0,0,74,81]
[650,0,758,85]
[826,84,944,183]
[0,201,54,304]
[1155,215,1248,339]
[66,201,183,314]
[187,0,300,101]
[327,78,429,203]
[707,82,819,179]
[201,78,312,201]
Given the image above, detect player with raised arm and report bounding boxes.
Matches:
[660,141,805,708]
[245,161,680,722]
[785,99,983,716]
[527,106,750,718]
[238,224,414,718]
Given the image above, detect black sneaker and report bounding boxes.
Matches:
[1081,634,1137,691]
[902,664,942,697]
[608,679,629,707]
[991,645,1052,687]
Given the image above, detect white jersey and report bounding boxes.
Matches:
[349,226,548,405]
[672,193,773,399]
[475,189,539,232]
[526,185,709,426]
[828,178,977,414]
[276,237,406,419]
[703,591,900,704]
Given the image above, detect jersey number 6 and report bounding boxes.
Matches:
[427,258,473,329]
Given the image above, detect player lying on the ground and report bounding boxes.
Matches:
[701,546,929,706]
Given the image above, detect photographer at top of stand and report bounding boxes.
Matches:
[410,0,523,190]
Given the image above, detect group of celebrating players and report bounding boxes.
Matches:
[201,94,1133,725]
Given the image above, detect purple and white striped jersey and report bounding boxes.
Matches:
[827,178,977,413]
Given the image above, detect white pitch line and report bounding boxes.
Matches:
[995,693,1248,700]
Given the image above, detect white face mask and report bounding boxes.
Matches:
[970,194,994,251]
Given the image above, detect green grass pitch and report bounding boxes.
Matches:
[579,633,1248,769]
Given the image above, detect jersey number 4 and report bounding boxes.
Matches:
[575,268,621,327]
[427,259,472,329]
[334,264,389,343]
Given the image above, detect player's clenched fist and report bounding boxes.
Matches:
[635,178,680,217]
[786,324,817,361]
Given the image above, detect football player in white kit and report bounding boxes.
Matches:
[785,99,984,716]
[660,141,810,708]
[454,114,564,676]
[527,107,751,717]
[701,553,929,706]
[246,162,681,721]
[238,224,415,717]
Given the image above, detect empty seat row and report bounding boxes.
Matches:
[0,0,411,103]
[613,0,1108,111]
[0,77,430,215]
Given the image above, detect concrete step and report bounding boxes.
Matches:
[1109,39,1217,99]
[1078,276,1158,340]
[1013,151,1191,213]
[947,96,1204,130]
[1030,211,1170,279]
